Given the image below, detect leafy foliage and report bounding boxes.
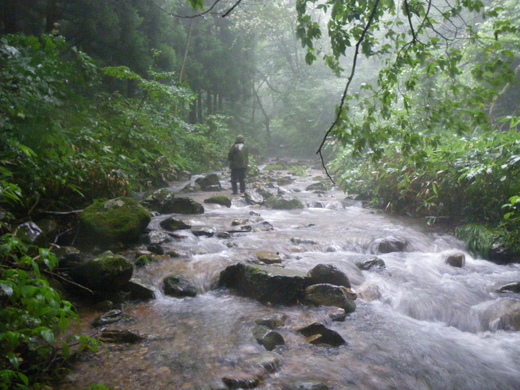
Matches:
[0,34,237,215]
[0,235,99,389]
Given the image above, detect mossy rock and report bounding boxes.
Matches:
[70,252,134,293]
[135,254,157,267]
[306,181,330,191]
[266,196,304,210]
[79,197,151,248]
[204,195,232,208]
[276,177,294,186]
[219,262,309,305]
[168,197,204,214]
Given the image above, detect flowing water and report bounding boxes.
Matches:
[59,164,520,390]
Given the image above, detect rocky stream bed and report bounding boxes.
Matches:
[49,160,520,390]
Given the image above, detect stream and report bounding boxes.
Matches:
[59,163,520,390]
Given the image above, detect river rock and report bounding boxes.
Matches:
[53,245,82,269]
[252,325,285,351]
[328,308,347,322]
[92,309,124,327]
[256,251,283,264]
[306,182,329,191]
[245,190,265,205]
[159,217,191,231]
[356,257,386,270]
[240,352,282,373]
[303,283,356,313]
[255,314,287,329]
[297,322,346,347]
[143,230,171,245]
[307,264,351,288]
[167,197,204,214]
[374,236,407,253]
[195,173,222,191]
[162,275,197,298]
[123,279,156,301]
[444,253,465,268]
[498,282,520,294]
[69,252,133,293]
[222,374,260,389]
[204,195,231,208]
[141,188,177,213]
[496,302,520,331]
[99,329,146,343]
[253,221,274,232]
[218,262,309,305]
[266,196,304,210]
[15,221,48,246]
[78,197,151,248]
[192,226,216,237]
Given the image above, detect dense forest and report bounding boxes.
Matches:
[1,0,520,388]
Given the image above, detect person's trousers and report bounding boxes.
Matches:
[231,168,246,194]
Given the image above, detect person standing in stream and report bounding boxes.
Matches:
[227,135,249,194]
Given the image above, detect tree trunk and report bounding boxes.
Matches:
[45,0,58,33]
[1,0,18,33]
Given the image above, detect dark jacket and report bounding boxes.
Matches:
[228,142,248,169]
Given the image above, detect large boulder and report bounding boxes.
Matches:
[204,195,231,208]
[69,252,133,293]
[297,322,346,347]
[162,275,197,298]
[307,264,351,288]
[265,196,304,210]
[159,217,191,231]
[79,197,151,248]
[374,236,407,253]
[141,188,177,214]
[303,284,356,313]
[167,197,204,214]
[219,262,309,305]
[195,173,222,191]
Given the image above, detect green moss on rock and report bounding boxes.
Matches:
[79,197,151,247]
[204,195,232,208]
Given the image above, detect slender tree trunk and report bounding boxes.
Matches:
[218,93,223,111]
[179,19,194,84]
[206,90,212,115]
[197,93,202,122]
[253,86,271,145]
[45,0,58,33]
[1,0,17,33]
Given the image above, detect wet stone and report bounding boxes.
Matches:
[444,253,465,268]
[256,251,283,264]
[143,230,171,245]
[375,236,407,253]
[498,282,520,294]
[192,226,217,237]
[308,263,351,288]
[240,352,282,374]
[297,322,346,347]
[92,309,124,327]
[99,329,146,343]
[162,275,197,298]
[356,257,386,271]
[159,217,191,231]
[304,283,356,313]
[252,325,285,351]
[222,374,260,389]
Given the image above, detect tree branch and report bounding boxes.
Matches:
[316,0,382,183]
